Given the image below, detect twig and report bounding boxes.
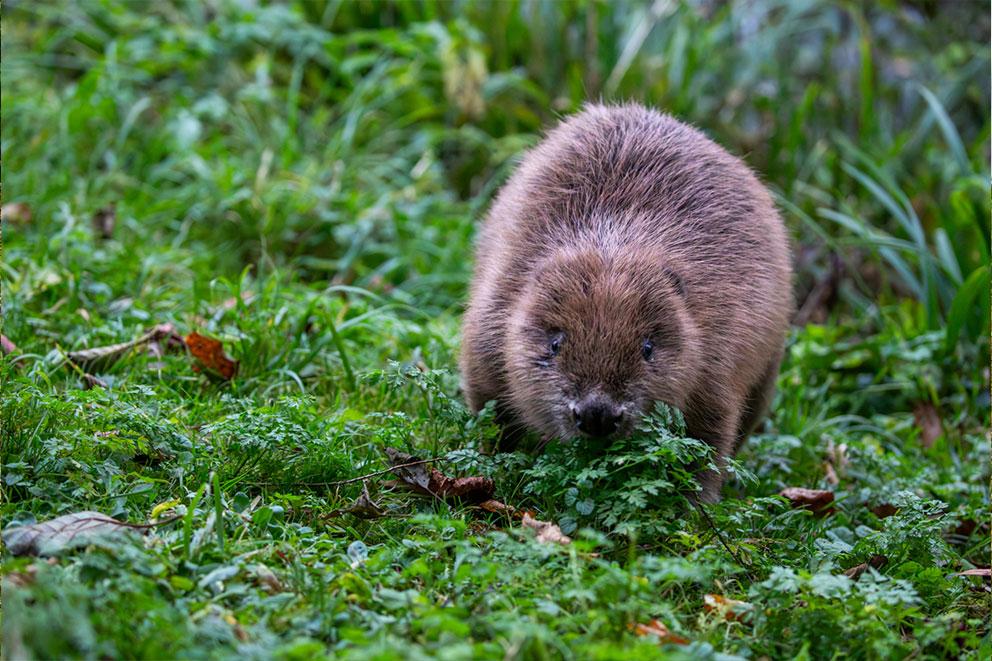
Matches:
[245,458,441,489]
[689,498,750,569]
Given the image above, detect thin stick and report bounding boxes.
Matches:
[246,458,441,488]
[689,498,750,569]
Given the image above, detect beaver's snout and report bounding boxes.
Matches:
[571,397,625,438]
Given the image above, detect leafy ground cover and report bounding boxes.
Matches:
[1,1,989,658]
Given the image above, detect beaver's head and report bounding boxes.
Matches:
[505,247,702,441]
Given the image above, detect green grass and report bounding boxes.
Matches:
[1,1,989,659]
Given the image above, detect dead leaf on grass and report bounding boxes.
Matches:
[843,554,888,580]
[326,481,386,520]
[521,512,571,545]
[779,487,835,516]
[629,619,689,645]
[384,448,432,492]
[871,503,898,519]
[2,511,141,556]
[1,201,32,224]
[479,499,517,516]
[82,373,109,389]
[954,568,991,578]
[91,203,116,239]
[703,593,752,621]
[384,448,495,503]
[912,401,943,448]
[185,332,238,379]
[67,323,182,371]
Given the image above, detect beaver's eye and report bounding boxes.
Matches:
[641,339,654,361]
[549,331,565,356]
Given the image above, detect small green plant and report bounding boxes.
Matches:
[524,404,713,538]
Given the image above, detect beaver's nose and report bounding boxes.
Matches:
[573,400,624,438]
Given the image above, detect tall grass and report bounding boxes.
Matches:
[2,0,988,342]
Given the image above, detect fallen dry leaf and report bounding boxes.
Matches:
[630,619,689,645]
[384,448,432,491]
[479,499,518,516]
[91,203,116,239]
[913,401,943,448]
[844,554,888,580]
[1,201,32,224]
[385,448,495,503]
[343,482,386,519]
[185,332,238,380]
[429,472,494,502]
[871,503,898,519]
[82,373,109,390]
[521,512,571,545]
[779,487,835,516]
[703,593,752,621]
[67,323,182,371]
[2,511,140,556]
[954,568,991,578]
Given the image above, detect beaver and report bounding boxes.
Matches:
[459,103,793,502]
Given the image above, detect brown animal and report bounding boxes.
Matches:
[460,103,793,501]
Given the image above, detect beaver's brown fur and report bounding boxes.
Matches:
[460,103,793,501]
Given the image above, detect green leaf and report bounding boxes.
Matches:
[944,265,989,352]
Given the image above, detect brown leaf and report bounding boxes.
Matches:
[521,512,571,545]
[479,499,517,516]
[91,203,116,240]
[185,332,238,380]
[344,482,386,519]
[871,503,898,519]
[1,511,140,556]
[844,554,888,580]
[954,568,991,578]
[913,401,943,448]
[384,448,432,492]
[630,619,689,645]
[384,448,494,503]
[702,593,752,621]
[82,373,109,390]
[1,201,32,224]
[1,334,18,356]
[428,470,494,503]
[779,487,835,516]
[67,324,182,371]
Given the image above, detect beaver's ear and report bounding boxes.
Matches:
[662,267,687,298]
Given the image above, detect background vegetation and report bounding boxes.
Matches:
[2,1,989,658]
